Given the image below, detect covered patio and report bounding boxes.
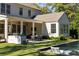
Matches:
[0,15,43,43]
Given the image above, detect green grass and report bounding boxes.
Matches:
[0,39,78,56]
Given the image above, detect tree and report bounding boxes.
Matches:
[52,3,77,21]
[35,4,53,14]
[35,4,48,14]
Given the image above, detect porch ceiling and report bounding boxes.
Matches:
[8,16,43,23]
[0,14,8,20]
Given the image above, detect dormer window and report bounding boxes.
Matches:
[28,9,31,17]
[19,8,23,16]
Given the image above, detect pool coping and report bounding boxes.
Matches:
[38,40,79,51]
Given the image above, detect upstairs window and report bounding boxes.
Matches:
[6,4,11,14]
[51,24,56,33]
[1,3,5,14]
[1,3,11,15]
[19,8,23,16]
[28,10,31,17]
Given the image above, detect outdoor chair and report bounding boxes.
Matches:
[31,35,42,41]
[36,35,42,41]
[50,47,72,56]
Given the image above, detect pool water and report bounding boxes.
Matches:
[56,41,79,50]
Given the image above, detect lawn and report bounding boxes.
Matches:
[0,39,78,56]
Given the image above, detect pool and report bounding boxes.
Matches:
[55,41,79,50]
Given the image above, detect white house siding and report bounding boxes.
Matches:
[42,22,59,37]
[0,3,41,19]
[0,4,1,13]
[58,13,70,36]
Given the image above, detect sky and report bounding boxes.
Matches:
[39,3,55,12]
[39,3,46,7]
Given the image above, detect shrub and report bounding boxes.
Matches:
[50,37,59,39]
[42,36,49,39]
[66,36,73,39]
[49,36,59,41]
[70,29,78,39]
[59,35,67,40]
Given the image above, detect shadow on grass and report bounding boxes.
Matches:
[18,51,50,56]
[0,43,53,56]
[0,40,65,56]
[0,45,27,55]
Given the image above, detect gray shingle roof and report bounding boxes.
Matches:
[19,3,40,10]
[34,12,65,22]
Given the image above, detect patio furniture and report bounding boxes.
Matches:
[31,35,42,41]
[27,34,32,39]
[35,35,42,41]
[50,47,72,55]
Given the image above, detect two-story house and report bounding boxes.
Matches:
[0,3,70,44]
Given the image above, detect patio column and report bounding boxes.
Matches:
[20,21,23,34]
[4,18,8,41]
[32,22,35,39]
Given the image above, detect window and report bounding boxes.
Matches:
[17,25,20,34]
[60,24,64,34]
[51,24,56,33]
[63,25,66,33]
[0,24,4,28]
[12,24,16,33]
[31,27,37,31]
[1,3,5,14]
[6,4,11,14]
[23,25,26,35]
[60,24,68,34]
[1,3,11,15]
[0,24,4,34]
[19,8,23,16]
[28,10,31,17]
[63,24,68,33]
